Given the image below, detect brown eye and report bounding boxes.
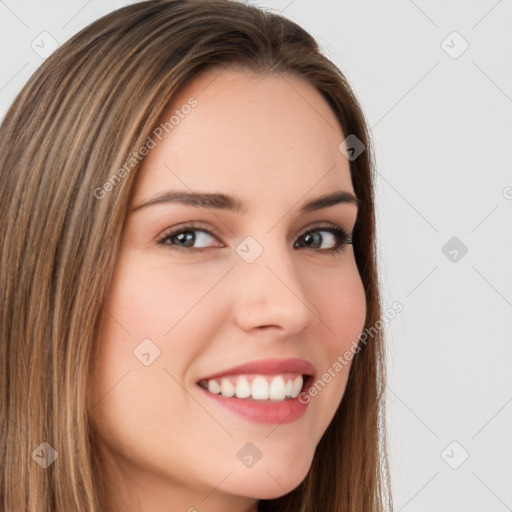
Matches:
[157,224,223,252]
[293,225,352,253]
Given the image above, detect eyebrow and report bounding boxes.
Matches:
[130,189,359,214]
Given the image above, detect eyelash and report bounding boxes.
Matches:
[156,221,353,256]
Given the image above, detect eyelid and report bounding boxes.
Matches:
[156,221,224,245]
[296,221,353,241]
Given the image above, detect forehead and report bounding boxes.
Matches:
[132,68,354,209]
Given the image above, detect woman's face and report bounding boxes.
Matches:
[87,68,366,512]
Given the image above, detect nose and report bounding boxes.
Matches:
[229,238,322,337]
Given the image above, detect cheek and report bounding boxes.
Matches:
[87,261,225,432]
[309,264,367,355]
[87,255,230,422]
[87,258,223,474]
[103,255,227,341]
[300,261,366,407]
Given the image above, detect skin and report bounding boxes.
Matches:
[87,67,367,512]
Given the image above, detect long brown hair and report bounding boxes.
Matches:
[0,1,392,510]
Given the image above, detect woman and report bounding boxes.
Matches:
[0,1,392,511]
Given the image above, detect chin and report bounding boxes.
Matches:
[227,449,314,500]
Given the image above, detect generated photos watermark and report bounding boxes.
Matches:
[93,97,198,200]
[298,301,403,404]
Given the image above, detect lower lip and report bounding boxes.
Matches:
[198,378,312,425]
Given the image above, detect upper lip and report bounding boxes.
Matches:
[197,357,316,382]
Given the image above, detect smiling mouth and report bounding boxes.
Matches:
[197,373,309,402]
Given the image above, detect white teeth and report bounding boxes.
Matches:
[235,377,251,398]
[269,376,286,400]
[290,376,302,398]
[251,376,269,400]
[202,374,304,401]
[220,379,235,397]
[208,380,221,394]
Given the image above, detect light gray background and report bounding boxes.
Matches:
[1,1,511,510]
